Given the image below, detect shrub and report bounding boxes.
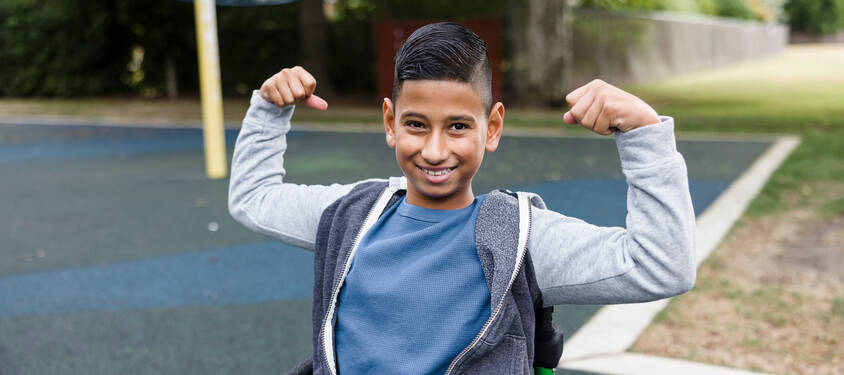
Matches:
[784,0,844,34]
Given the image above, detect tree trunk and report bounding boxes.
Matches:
[509,0,572,105]
[165,55,179,100]
[299,0,334,96]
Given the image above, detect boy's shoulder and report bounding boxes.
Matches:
[321,178,393,214]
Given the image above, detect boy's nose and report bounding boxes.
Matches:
[421,132,449,164]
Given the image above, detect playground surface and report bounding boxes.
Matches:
[0,120,774,374]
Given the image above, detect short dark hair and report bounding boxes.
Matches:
[392,22,492,112]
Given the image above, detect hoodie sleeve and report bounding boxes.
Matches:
[528,117,697,306]
[228,90,381,250]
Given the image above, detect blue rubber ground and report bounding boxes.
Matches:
[0,122,771,374]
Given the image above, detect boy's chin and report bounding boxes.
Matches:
[410,183,454,199]
[417,189,455,200]
[407,182,474,207]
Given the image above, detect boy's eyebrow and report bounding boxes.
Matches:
[399,111,476,123]
[445,115,476,123]
[399,111,429,121]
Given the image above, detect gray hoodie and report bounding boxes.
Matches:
[228,92,696,374]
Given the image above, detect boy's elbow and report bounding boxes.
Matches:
[667,226,696,296]
[227,174,256,226]
[227,190,250,227]
[666,250,697,297]
[677,233,697,294]
[227,188,272,236]
[674,267,696,296]
[653,267,695,300]
[648,241,696,298]
[228,196,239,221]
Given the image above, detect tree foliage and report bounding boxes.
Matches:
[576,0,758,20]
[0,0,303,97]
[577,0,667,12]
[6,0,802,98]
[711,0,755,18]
[784,0,844,34]
[366,0,507,19]
[117,0,198,97]
[0,0,133,96]
[0,0,516,97]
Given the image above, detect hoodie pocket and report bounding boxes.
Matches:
[459,334,529,374]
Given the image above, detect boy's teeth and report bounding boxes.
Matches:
[423,168,451,176]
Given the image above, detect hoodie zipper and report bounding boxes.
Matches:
[320,186,395,375]
[444,193,532,375]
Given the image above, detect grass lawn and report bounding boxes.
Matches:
[631,44,844,217]
[628,45,843,375]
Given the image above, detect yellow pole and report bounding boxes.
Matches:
[194,0,227,179]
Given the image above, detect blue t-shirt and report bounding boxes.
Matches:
[335,195,491,374]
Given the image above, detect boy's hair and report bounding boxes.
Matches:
[392,22,493,112]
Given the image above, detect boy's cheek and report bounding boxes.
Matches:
[393,140,419,164]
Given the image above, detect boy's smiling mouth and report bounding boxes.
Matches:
[418,166,456,183]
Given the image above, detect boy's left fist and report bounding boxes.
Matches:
[259,66,328,110]
[563,79,660,135]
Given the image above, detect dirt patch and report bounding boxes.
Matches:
[632,209,843,375]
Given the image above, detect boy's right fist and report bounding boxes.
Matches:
[259,66,328,110]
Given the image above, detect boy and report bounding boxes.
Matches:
[229,22,695,374]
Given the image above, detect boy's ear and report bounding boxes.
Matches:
[383,98,396,149]
[485,102,505,152]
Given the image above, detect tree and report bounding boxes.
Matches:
[299,0,334,95]
[118,0,197,99]
[0,0,133,96]
[713,0,754,19]
[784,0,844,34]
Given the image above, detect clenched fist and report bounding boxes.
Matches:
[259,66,328,110]
[563,79,660,135]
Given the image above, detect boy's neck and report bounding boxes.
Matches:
[405,187,475,210]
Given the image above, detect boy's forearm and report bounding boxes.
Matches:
[529,117,696,306]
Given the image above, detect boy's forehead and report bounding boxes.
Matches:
[395,80,487,117]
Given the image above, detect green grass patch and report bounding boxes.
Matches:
[650,299,675,325]
[630,45,844,217]
[631,46,844,366]
[629,45,844,133]
[748,132,844,215]
[832,298,844,319]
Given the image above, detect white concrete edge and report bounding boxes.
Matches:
[556,299,670,360]
[557,136,800,370]
[693,135,800,263]
[559,353,772,375]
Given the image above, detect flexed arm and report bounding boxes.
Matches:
[228,67,376,250]
[529,80,696,306]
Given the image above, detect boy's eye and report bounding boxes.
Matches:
[405,121,425,129]
[450,123,469,131]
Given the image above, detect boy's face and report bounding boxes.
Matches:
[383,80,504,210]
